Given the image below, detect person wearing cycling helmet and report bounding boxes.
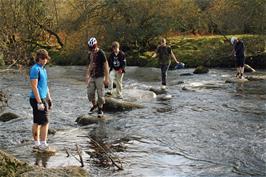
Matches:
[231,37,245,79]
[86,37,109,117]
[152,38,181,90]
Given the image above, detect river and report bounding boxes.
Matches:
[0,66,265,177]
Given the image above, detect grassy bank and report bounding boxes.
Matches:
[50,34,265,68]
[137,34,266,68]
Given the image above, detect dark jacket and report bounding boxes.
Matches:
[234,40,245,58]
[108,51,126,73]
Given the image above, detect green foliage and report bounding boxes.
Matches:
[136,34,265,68]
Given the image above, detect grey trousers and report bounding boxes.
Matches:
[160,64,170,86]
[87,77,105,107]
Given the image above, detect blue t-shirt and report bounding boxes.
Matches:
[29,63,48,99]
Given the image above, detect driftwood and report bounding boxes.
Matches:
[77,135,123,170]
[88,137,123,170]
[64,144,84,167]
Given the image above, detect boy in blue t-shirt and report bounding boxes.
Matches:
[29,49,52,151]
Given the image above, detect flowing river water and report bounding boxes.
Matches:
[0,66,265,177]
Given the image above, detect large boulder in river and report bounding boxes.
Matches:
[103,97,144,112]
[193,66,209,74]
[0,150,88,177]
[0,112,19,122]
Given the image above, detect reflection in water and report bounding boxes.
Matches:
[236,82,244,94]
[34,153,52,167]
[87,120,124,170]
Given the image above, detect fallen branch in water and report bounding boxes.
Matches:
[64,145,84,167]
[77,135,123,170]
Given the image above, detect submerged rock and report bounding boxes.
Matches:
[0,150,88,177]
[104,97,144,112]
[76,115,100,126]
[149,87,167,95]
[246,75,266,81]
[180,73,193,76]
[0,112,19,122]
[225,78,248,83]
[48,128,57,135]
[193,66,209,74]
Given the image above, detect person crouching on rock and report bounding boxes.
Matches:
[86,37,109,117]
[29,49,52,152]
[106,41,126,99]
[231,37,245,79]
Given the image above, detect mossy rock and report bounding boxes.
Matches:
[0,112,19,122]
[193,66,209,74]
[0,150,88,177]
[21,166,88,177]
[0,150,32,177]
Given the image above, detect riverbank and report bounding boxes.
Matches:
[134,34,266,68]
[46,34,266,68]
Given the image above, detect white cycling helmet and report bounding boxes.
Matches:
[230,37,237,45]
[88,37,97,47]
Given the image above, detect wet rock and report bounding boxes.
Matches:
[21,166,88,177]
[0,112,19,122]
[48,128,57,135]
[244,64,256,73]
[246,75,266,81]
[0,149,32,177]
[156,94,173,101]
[104,97,144,112]
[149,87,167,95]
[182,87,196,92]
[193,66,209,74]
[0,150,88,177]
[75,115,99,126]
[225,78,248,83]
[0,90,8,111]
[180,73,193,76]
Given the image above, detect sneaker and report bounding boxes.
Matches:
[161,85,166,90]
[89,105,97,114]
[39,144,50,152]
[32,145,40,151]
[97,108,104,117]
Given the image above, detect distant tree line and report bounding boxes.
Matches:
[0,0,265,65]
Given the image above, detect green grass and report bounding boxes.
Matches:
[137,34,265,68]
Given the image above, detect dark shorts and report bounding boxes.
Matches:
[236,56,245,67]
[30,98,49,125]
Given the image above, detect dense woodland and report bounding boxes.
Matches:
[0,0,265,66]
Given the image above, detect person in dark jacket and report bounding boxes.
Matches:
[107,41,126,99]
[231,37,245,79]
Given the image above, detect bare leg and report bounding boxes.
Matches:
[32,123,40,141]
[240,67,245,77]
[40,123,49,142]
